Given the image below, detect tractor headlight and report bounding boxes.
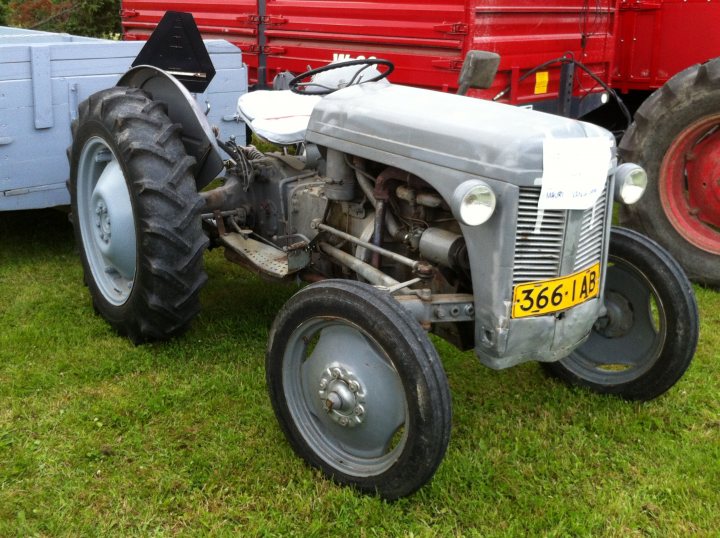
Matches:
[614,163,647,205]
[453,181,496,226]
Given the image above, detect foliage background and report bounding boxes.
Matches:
[0,0,120,37]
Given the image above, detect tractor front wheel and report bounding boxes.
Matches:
[544,228,698,401]
[266,280,452,500]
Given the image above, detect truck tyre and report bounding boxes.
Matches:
[619,58,720,287]
[69,87,208,343]
[266,280,451,500]
[544,228,698,401]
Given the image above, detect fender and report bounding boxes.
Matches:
[117,65,223,190]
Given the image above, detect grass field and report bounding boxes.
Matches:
[1,208,718,536]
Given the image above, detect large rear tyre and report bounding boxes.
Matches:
[266,280,451,500]
[619,58,720,287]
[544,228,698,401]
[69,87,208,343]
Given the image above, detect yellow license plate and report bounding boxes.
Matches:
[512,263,601,319]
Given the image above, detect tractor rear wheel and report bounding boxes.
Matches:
[69,87,208,343]
[619,58,720,287]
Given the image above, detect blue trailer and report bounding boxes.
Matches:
[0,26,247,211]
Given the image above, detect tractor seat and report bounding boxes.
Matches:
[236,90,322,146]
[237,62,391,145]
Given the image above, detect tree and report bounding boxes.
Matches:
[5,0,120,37]
[0,0,10,25]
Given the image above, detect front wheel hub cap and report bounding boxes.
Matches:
[318,366,366,427]
[596,291,634,338]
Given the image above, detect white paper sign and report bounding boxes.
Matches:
[537,137,612,210]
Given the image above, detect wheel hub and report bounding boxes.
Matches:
[88,156,136,279]
[660,114,720,254]
[77,137,138,305]
[595,291,634,338]
[685,124,720,229]
[318,366,366,427]
[94,199,111,243]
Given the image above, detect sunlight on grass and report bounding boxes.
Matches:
[1,209,719,535]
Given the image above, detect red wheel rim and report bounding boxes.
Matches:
[659,114,720,255]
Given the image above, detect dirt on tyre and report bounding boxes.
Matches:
[69,86,208,343]
[543,227,698,401]
[266,280,452,500]
[619,57,720,287]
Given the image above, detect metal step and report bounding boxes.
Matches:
[220,231,309,279]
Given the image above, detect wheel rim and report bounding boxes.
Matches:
[282,318,408,477]
[659,113,720,254]
[76,137,137,305]
[558,256,667,385]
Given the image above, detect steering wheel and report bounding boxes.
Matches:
[289,59,395,95]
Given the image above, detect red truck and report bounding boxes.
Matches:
[121,0,720,286]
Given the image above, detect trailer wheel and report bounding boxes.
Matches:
[619,58,720,287]
[69,87,208,343]
[544,228,698,401]
[266,280,451,500]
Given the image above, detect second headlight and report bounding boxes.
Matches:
[453,181,497,226]
[614,163,648,205]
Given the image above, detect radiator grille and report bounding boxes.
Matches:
[573,188,608,271]
[513,185,608,285]
[513,189,566,284]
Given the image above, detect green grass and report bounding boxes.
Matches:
[1,209,719,536]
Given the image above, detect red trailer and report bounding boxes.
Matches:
[121,1,618,115]
[121,0,720,286]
